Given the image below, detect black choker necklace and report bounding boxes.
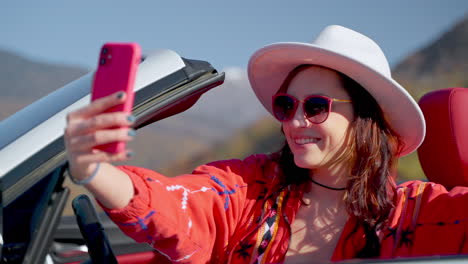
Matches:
[310,178,346,191]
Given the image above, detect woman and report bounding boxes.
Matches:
[64,25,468,263]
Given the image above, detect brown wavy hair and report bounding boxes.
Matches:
[273,65,403,258]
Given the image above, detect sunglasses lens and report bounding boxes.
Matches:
[304,97,329,123]
[273,95,296,121]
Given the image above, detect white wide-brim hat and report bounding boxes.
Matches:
[248,25,425,157]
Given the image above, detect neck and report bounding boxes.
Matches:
[303,180,346,210]
[310,178,346,191]
[310,163,348,189]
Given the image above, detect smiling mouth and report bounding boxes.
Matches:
[294,138,321,145]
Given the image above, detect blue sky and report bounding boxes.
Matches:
[1,1,467,71]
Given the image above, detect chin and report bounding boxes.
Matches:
[293,155,321,169]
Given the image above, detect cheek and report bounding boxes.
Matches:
[324,114,353,144]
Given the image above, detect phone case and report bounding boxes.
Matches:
[91,42,141,153]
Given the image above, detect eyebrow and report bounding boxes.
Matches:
[305,92,329,97]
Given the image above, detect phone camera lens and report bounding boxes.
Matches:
[102,48,108,54]
[100,58,106,65]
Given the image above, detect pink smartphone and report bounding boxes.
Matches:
[91,42,141,153]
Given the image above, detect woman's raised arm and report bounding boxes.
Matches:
[64,91,136,209]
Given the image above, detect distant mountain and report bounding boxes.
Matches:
[392,16,468,179]
[177,67,269,131]
[393,15,468,98]
[0,49,89,119]
[142,67,270,143]
[124,67,271,171]
[0,49,89,100]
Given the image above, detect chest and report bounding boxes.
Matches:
[224,191,348,263]
[284,201,348,263]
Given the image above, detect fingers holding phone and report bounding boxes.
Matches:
[65,93,136,153]
[67,92,134,135]
[67,91,127,123]
[64,92,136,181]
[65,42,141,181]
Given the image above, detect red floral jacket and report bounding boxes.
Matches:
[101,154,468,263]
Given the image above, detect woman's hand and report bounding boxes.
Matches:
[64,91,136,182]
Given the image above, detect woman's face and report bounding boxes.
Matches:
[282,66,355,170]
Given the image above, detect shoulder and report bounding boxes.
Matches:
[193,153,280,184]
[397,180,468,197]
[396,180,440,198]
[397,180,468,204]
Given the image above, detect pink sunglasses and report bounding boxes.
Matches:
[272,93,352,124]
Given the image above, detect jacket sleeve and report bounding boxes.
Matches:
[99,154,267,263]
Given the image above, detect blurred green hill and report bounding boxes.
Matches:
[163,116,283,176]
[393,15,468,181]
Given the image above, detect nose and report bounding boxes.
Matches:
[289,104,311,128]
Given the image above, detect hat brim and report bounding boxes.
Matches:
[248,42,425,157]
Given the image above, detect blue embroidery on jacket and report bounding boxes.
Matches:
[117,210,156,230]
[210,175,247,210]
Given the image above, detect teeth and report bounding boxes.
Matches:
[295,138,319,144]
